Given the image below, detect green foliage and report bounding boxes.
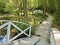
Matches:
[47,0,56,14]
[0,0,48,37]
[0,0,6,13]
[52,0,60,30]
[4,4,13,14]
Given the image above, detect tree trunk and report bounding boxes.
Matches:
[23,0,28,17]
[44,0,46,15]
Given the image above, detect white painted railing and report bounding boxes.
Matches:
[0,20,31,44]
[50,30,56,45]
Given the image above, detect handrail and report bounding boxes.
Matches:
[0,20,31,26]
[50,30,56,45]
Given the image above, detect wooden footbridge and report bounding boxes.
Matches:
[0,20,31,45]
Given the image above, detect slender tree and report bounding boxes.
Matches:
[23,0,28,17]
[44,0,46,15]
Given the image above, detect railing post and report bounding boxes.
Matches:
[29,26,31,37]
[7,21,11,43]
